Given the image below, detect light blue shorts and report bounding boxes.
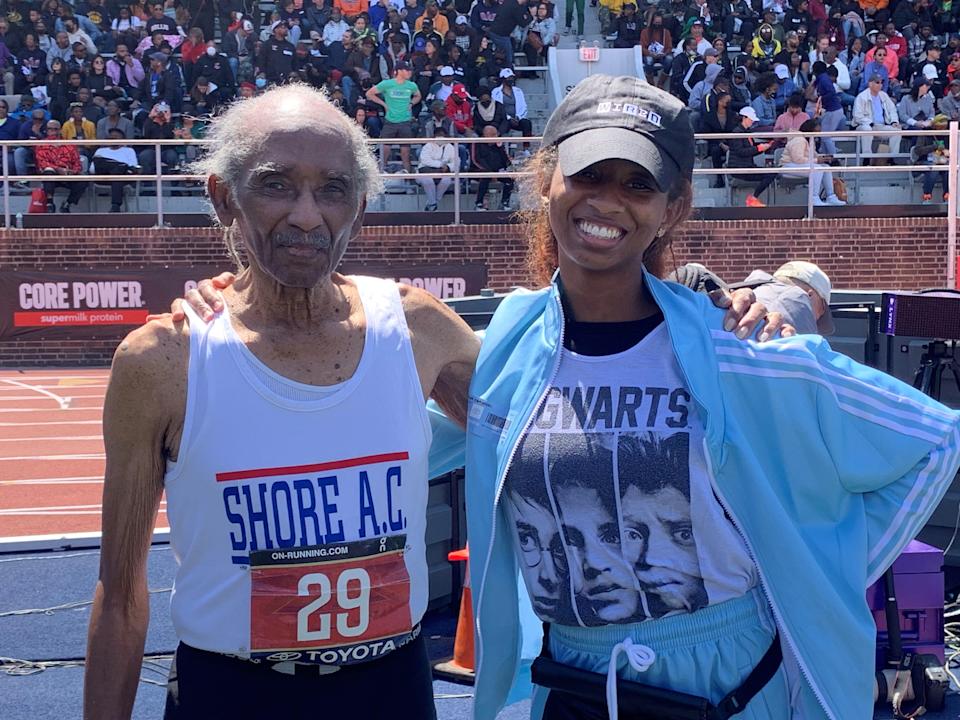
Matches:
[531,587,793,720]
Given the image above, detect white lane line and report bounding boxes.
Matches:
[0,374,110,380]
[0,453,105,461]
[0,384,108,390]
[0,503,166,515]
[0,435,102,442]
[0,407,103,413]
[0,475,102,486]
[0,378,72,409]
[0,420,101,427]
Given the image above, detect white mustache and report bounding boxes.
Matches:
[273,231,332,250]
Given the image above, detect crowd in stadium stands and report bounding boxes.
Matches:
[0,0,953,211]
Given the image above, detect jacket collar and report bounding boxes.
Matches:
[548,267,726,456]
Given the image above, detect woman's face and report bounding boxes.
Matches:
[547,158,679,279]
[851,38,862,54]
[426,39,438,55]
[93,56,105,70]
[876,48,887,61]
[713,37,724,52]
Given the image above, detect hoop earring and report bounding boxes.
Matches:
[656,228,666,238]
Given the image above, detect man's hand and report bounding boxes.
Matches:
[145,271,235,324]
[708,287,797,341]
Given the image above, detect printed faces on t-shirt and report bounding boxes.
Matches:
[502,330,756,628]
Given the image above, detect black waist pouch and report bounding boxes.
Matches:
[531,627,782,720]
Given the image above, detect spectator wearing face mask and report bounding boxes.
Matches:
[639,10,673,79]
[612,4,641,49]
[491,68,532,145]
[194,41,236,95]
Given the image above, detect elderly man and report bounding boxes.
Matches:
[853,71,901,157]
[83,84,479,720]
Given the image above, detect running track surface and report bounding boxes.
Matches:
[0,368,168,541]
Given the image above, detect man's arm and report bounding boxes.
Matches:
[400,285,479,429]
[365,83,387,109]
[84,320,187,720]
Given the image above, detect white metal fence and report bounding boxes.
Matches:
[1,123,957,287]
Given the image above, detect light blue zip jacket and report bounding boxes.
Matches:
[461,271,960,720]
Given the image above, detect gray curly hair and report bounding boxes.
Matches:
[193,83,383,267]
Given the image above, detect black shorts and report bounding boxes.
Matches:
[381,120,415,139]
[164,631,436,720]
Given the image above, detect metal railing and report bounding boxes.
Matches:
[1,123,957,286]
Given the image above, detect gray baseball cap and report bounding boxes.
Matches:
[541,75,693,192]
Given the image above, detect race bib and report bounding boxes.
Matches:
[249,535,414,665]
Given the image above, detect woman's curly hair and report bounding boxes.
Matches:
[517,147,692,288]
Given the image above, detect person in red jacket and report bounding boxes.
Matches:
[444,85,474,136]
[34,119,88,213]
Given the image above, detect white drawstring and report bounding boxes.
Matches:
[605,637,656,720]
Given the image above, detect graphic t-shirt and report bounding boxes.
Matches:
[502,324,757,627]
[374,78,418,123]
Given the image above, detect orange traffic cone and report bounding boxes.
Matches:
[434,547,475,681]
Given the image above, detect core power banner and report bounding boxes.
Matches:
[0,263,489,341]
[0,267,223,341]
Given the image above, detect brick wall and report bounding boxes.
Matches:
[0,218,950,366]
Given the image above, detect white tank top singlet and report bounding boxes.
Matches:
[164,275,431,665]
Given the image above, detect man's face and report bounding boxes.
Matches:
[869,77,882,93]
[216,120,365,289]
[396,67,411,81]
[78,89,91,103]
[56,32,68,48]
[46,122,60,137]
[25,34,36,49]
[705,54,717,64]
[621,485,705,615]
[74,44,87,59]
[875,34,887,48]
[152,4,164,18]
[65,19,76,32]
[116,44,128,59]
[441,74,453,85]
[760,27,772,42]
[275,24,288,39]
[331,8,342,21]
[31,109,45,123]
[69,73,82,87]
[554,485,638,624]
[106,101,119,116]
[507,491,567,619]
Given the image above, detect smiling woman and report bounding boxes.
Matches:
[464,74,960,720]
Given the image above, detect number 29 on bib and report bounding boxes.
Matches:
[249,535,414,665]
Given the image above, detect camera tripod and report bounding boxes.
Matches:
[912,340,960,403]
